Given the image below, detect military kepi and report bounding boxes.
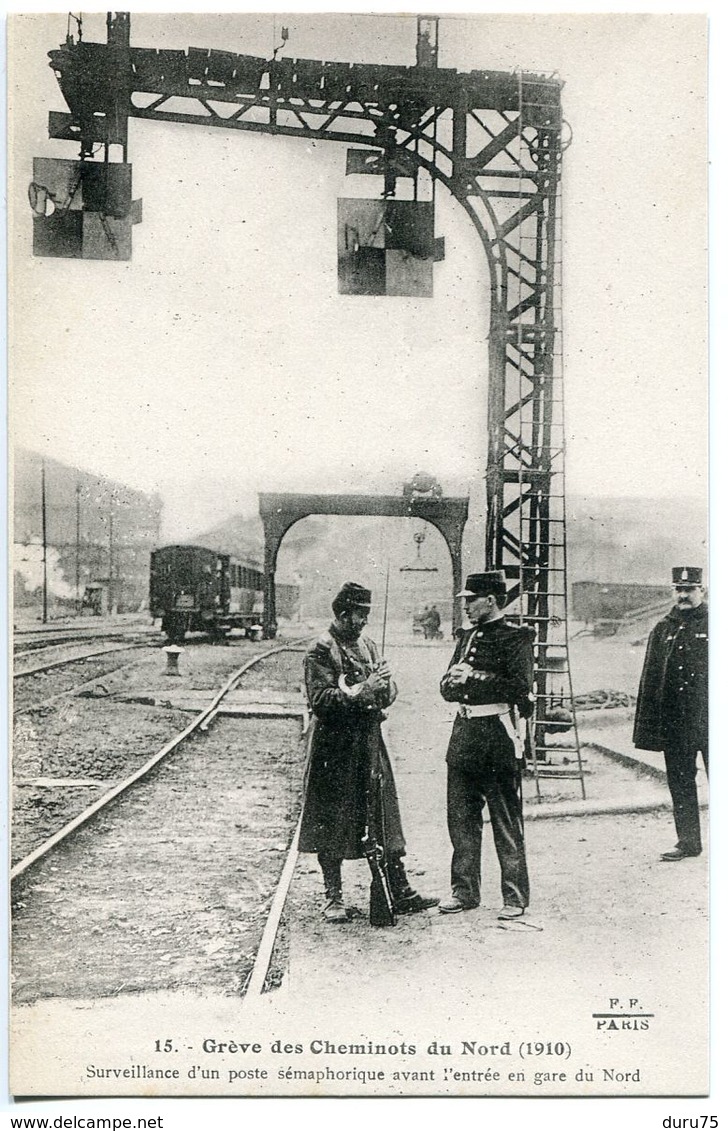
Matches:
[457,570,507,598]
[672,566,703,586]
[332,581,372,610]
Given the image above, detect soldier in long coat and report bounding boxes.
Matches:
[299,581,438,923]
[633,566,708,860]
[438,571,534,919]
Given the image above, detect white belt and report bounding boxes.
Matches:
[457,702,509,718]
[457,703,523,760]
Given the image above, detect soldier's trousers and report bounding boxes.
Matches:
[664,741,708,855]
[317,851,411,900]
[446,718,530,908]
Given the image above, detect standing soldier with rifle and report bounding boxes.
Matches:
[298,581,439,924]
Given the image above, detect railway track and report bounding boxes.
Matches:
[12,639,311,1001]
[14,621,157,654]
[14,640,153,679]
[13,658,146,717]
[12,640,163,717]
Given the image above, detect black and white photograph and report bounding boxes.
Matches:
[6,7,712,1106]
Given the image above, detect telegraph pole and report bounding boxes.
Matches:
[41,460,48,624]
[75,482,81,613]
[108,497,114,615]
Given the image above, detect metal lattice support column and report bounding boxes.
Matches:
[451,83,585,797]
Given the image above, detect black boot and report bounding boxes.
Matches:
[387,855,439,914]
[318,854,347,923]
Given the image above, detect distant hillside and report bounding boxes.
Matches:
[14,447,162,613]
[190,511,329,584]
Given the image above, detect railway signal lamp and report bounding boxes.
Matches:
[400,528,438,573]
[29,157,141,260]
[337,198,443,297]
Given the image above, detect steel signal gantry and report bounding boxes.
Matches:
[34,13,583,791]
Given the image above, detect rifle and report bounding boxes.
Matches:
[362,754,397,927]
[362,560,396,926]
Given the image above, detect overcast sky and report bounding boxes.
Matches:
[9,10,707,537]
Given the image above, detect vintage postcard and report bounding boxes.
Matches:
[7,10,709,1103]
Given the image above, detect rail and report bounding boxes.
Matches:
[14,641,151,679]
[11,641,308,882]
[13,637,314,999]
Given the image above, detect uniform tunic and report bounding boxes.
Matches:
[298,625,406,860]
[633,603,709,853]
[440,618,534,908]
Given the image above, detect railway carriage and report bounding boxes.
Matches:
[150,545,270,643]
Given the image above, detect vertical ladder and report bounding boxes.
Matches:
[509,75,586,800]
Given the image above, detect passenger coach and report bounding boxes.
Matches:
[150,544,270,643]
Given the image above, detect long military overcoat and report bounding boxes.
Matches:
[633,603,708,752]
[298,626,406,859]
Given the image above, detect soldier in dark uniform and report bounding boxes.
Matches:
[438,571,534,918]
[633,566,708,861]
[299,582,439,923]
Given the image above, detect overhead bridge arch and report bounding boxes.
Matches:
[259,491,469,639]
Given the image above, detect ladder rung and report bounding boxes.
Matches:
[508,395,565,404]
[530,768,587,779]
[533,755,587,764]
[535,746,581,753]
[520,600,569,607]
[503,478,565,490]
[506,439,564,447]
[532,758,585,766]
[508,436,564,442]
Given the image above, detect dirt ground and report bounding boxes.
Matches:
[286,640,707,988]
[11,707,306,1003]
[276,641,708,1095]
[10,634,709,1098]
[11,641,306,866]
[13,648,150,713]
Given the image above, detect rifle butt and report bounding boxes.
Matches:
[369,872,397,927]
